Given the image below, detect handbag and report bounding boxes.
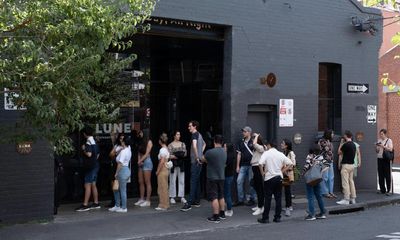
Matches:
[304,158,323,186]
[165,161,173,169]
[382,139,394,161]
[112,180,119,191]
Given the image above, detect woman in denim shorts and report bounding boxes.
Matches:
[134,130,154,207]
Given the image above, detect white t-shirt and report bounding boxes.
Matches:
[158,147,170,160]
[116,146,131,167]
[259,148,293,181]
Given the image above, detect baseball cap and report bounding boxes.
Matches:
[241,126,252,133]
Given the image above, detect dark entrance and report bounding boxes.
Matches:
[247,104,277,141]
[56,32,225,205]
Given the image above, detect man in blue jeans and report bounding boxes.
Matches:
[235,126,256,206]
[181,120,206,212]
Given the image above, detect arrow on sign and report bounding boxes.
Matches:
[347,83,369,94]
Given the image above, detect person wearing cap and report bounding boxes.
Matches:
[235,126,257,206]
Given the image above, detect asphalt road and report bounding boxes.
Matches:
[148,204,400,240]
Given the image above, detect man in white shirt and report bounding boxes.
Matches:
[257,141,293,224]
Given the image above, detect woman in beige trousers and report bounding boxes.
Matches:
[156,133,170,210]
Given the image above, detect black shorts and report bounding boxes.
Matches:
[207,179,224,201]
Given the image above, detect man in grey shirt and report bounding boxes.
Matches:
[202,134,227,223]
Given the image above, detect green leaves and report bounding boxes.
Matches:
[0,0,157,154]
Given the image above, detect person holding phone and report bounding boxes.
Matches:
[376,129,393,195]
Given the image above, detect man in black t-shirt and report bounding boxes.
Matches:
[235,126,256,206]
[337,130,357,205]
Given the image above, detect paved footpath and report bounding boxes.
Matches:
[0,190,399,240]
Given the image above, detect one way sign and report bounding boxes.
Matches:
[347,83,369,94]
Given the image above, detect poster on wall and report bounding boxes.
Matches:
[279,99,294,127]
[367,105,377,124]
[4,88,26,110]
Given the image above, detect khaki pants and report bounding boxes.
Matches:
[341,164,356,200]
[157,167,170,209]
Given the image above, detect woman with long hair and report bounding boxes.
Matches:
[109,137,131,213]
[281,138,296,217]
[168,130,187,204]
[134,130,153,207]
[319,129,336,198]
[250,133,267,216]
[156,133,170,210]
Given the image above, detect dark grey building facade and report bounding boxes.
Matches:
[0,0,381,223]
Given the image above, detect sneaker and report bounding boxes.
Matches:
[192,202,201,208]
[273,217,281,223]
[108,206,121,212]
[336,199,350,205]
[207,215,221,223]
[134,199,145,206]
[170,198,176,204]
[288,206,293,211]
[257,218,269,224]
[285,208,291,217]
[252,207,264,216]
[225,210,234,217]
[385,192,391,196]
[155,207,167,211]
[90,203,101,210]
[350,198,356,204]
[245,199,256,206]
[252,206,259,211]
[75,204,91,212]
[219,211,226,220]
[139,201,151,207]
[180,203,192,212]
[305,215,316,221]
[316,213,326,219]
[181,197,187,204]
[115,208,127,213]
[329,193,338,198]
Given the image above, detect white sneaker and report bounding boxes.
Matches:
[288,206,293,211]
[336,199,350,205]
[252,206,258,211]
[115,208,127,213]
[252,207,264,216]
[350,198,356,204]
[108,206,121,212]
[134,199,145,206]
[181,197,187,204]
[285,208,291,217]
[170,198,176,204]
[225,210,234,217]
[140,201,151,207]
[155,207,167,211]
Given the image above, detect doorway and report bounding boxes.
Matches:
[247,104,277,141]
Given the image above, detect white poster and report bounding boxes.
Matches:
[367,105,377,124]
[4,88,26,110]
[279,99,294,127]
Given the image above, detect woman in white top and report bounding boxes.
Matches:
[168,131,187,204]
[250,133,267,216]
[109,138,132,213]
[156,133,170,210]
[376,129,394,195]
[281,139,296,217]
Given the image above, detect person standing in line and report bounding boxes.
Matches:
[135,130,153,207]
[337,130,357,205]
[181,120,206,211]
[107,133,125,208]
[281,139,296,217]
[302,149,328,221]
[75,127,101,212]
[257,140,293,224]
[109,137,132,213]
[376,129,394,195]
[168,130,187,204]
[318,129,336,199]
[235,126,257,206]
[224,143,236,217]
[201,135,227,223]
[155,133,170,211]
[353,140,361,178]
[250,133,267,216]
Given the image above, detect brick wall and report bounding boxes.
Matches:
[378,46,400,163]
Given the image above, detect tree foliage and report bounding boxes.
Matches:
[0,0,157,153]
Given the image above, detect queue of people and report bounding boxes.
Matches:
[75,122,394,224]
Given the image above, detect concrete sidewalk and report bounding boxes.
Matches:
[1,190,400,240]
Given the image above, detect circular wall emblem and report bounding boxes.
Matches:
[266,73,277,88]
